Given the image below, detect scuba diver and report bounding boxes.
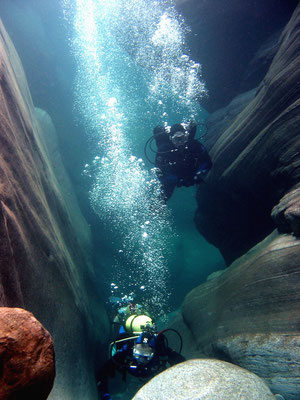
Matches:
[97,296,185,400]
[145,121,212,200]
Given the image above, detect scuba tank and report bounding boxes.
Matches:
[125,314,154,335]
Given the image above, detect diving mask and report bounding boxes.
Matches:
[171,131,189,148]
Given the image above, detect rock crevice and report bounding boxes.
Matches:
[196,4,300,264]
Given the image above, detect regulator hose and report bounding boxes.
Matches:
[157,328,183,354]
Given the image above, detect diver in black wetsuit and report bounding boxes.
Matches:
[153,122,212,200]
[96,313,185,400]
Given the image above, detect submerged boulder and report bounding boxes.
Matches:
[182,231,300,399]
[132,359,276,400]
[0,307,55,399]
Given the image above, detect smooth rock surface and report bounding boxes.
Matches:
[189,7,300,399]
[204,89,257,151]
[212,333,299,400]
[167,310,205,360]
[34,107,92,256]
[132,359,276,400]
[206,268,225,281]
[195,4,300,264]
[182,231,300,399]
[0,18,109,399]
[174,0,298,111]
[271,185,300,236]
[240,30,282,92]
[0,307,55,400]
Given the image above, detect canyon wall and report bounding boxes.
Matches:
[179,5,300,400]
[0,19,108,399]
[195,4,300,264]
[175,0,298,111]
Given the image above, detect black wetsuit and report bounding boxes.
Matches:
[154,124,212,200]
[97,333,185,399]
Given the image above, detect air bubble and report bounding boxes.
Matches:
[64,0,201,317]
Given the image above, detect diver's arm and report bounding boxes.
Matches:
[187,121,197,139]
[96,350,128,400]
[193,141,212,177]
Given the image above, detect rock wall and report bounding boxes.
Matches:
[204,88,257,152]
[181,5,300,400]
[182,231,300,399]
[0,19,108,399]
[174,0,298,111]
[0,0,92,201]
[195,4,300,264]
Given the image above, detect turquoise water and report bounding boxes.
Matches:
[0,0,225,317]
[62,0,212,316]
[0,1,298,398]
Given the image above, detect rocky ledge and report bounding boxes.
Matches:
[182,231,300,399]
[195,4,300,265]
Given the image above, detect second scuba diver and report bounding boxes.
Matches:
[97,297,185,400]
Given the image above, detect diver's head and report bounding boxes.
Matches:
[170,124,189,149]
[133,332,155,365]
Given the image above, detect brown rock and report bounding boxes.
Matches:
[0,307,55,399]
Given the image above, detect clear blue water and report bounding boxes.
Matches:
[61,0,213,316]
[0,1,298,397]
[1,0,293,319]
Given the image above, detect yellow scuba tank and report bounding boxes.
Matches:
[125,314,153,334]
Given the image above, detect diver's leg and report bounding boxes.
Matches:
[96,359,116,399]
[159,175,177,201]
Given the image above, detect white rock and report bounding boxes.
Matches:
[132,359,276,400]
